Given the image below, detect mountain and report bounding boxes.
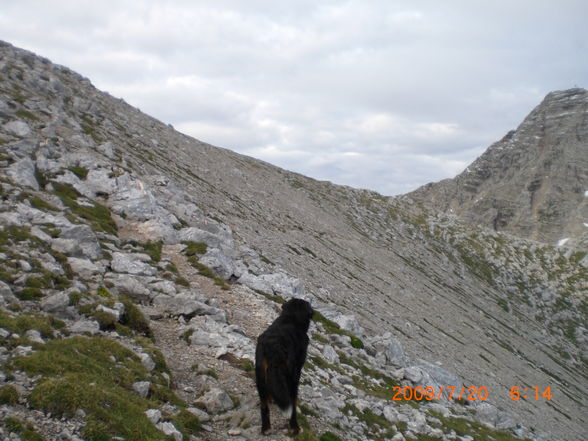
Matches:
[407,88,588,249]
[1,41,587,441]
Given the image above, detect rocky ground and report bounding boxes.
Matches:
[1,40,587,441]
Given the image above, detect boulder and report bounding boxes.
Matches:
[41,292,70,314]
[139,353,156,371]
[111,252,157,276]
[4,120,31,137]
[199,247,235,279]
[54,225,102,259]
[145,408,162,425]
[7,157,38,190]
[156,422,182,441]
[197,387,234,413]
[153,292,224,320]
[70,319,100,335]
[67,257,103,279]
[132,381,151,398]
[104,273,152,301]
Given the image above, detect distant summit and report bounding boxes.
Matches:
[407,88,588,249]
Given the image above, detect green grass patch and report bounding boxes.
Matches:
[143,241,163,263]
[184,241,207,256]
[120,297,153,338]
[15,287,43,300]
[12,335,189,441]
[68,165,89,180]
[0,385,20,405]
[4,417,44,441]
[15,109,39,121]
[497,298,510,313]
[0,310,65,339]
[29,195,58,211]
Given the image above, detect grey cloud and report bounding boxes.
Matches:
[1,1,587,195]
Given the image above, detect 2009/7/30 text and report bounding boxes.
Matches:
[390,386,552,402]
[391,386,489,401]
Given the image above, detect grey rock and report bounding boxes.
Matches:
[156,422,182,441]
[153,293,225,320]
[52,225,101,259]
[19,260,32,271]
[145,408,162,424]
[383,405,399,423]
[384,338,410,367]
[179,226,234,251]
[132,381,151,398]
[150,280,177,296]
[105,273,152,301]
[322,344,339,364]
[111,252,157,276]
[199,247,235,279]
[4,120,31,137]
[67,257,103,278]
[7,157,39,190]
[70,319,100,335]
[0,281,16,302]
[97,141,115,158]
[14,345,33,356]
[197,387,234,413]
[139,353,156,371]
[41,292,70,314]
[186,406,210,422]
[97,304,121,321]
[25,329,45,344]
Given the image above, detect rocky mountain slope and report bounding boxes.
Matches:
[0,41,587,441]
[407,88,588,250]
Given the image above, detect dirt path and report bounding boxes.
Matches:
[146,245,298,441]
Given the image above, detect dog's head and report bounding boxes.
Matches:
[281,298,313,330]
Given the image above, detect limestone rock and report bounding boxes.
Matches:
[7,157,38,190]
[197,387,234,413]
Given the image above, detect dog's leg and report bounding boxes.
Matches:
[260,397,271,435]
[288,398,301,435]
[256,359,271,434]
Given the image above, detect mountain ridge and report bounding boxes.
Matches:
[406,88,588,250]
[1,41,587,441]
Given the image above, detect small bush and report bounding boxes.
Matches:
[143,241,162,263]
[184,241,207,256]
[0,385,19,404]
[173,409,202,438]
[120,297,152,338]
[16,287,43,300]
[69,291,82,306]
[68,166,89,180]
[96,286,111,297]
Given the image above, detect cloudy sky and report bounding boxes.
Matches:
[2,1,587,195]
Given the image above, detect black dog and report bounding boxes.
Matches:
[255,298,313,435]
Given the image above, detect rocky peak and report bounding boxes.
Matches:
[407,88,588,249]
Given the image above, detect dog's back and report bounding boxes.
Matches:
[255,298,313,435]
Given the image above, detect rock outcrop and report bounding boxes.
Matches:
[407,88,588,249]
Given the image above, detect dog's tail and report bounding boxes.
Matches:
[267,363,293,414]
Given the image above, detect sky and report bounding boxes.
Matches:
[1,1,587,195]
